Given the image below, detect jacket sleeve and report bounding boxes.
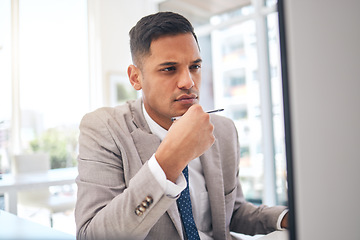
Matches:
[75,110,176,240]
[228,118,287,235]
[230,186,287,235]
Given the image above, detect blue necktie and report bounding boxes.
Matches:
[176,166,200,240]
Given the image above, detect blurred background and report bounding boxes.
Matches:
[0,0,287,235]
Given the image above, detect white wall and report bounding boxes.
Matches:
[283,1,360,240]
[96,0,158,106]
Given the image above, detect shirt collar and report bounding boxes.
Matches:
[142,103,168,141]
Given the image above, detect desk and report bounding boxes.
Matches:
[232,230,289,240]
[258,230,289,240]
[0,167,77,214]
[0,210,75,239]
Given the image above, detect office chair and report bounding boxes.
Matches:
[13,153,76,227]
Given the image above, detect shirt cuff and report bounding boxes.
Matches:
[276,209,289,230]
[148,154,186,198]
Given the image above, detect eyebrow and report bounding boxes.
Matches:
[158,58,202,66]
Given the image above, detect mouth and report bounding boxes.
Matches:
[175,94,198,104]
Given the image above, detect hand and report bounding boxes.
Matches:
[155,104,215,182]
[281,212,289,229]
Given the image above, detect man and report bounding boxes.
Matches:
[75,11,288,240]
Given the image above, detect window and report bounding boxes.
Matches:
[18,0,89,169]
[212,19,266,203]
[267,12,287,205]
[0,0,89,172]
[0,0,12,174]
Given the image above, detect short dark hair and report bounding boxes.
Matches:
[129,11,199,67]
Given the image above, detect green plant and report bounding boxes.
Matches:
[29,127,79,169]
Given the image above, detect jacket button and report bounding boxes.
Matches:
[145,196,153,204]
[141,201,149,208]
[135,208,143,216]
[134,196,153,216]
[138,205,146,212]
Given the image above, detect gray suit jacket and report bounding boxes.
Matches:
[75,98,286,240]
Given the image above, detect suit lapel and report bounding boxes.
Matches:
[200,139,226,239]
[129,99,161,165]
[131,129,161,165]
[129,101,184,238]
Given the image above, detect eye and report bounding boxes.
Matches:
[190,64,201,70]
[161,66,176,72]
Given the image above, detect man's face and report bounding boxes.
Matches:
[136,33,202,130]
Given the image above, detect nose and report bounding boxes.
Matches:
[177,68,194,90]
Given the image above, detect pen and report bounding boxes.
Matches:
[171,108,224,122]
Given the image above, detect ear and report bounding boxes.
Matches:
[127,64,142,90]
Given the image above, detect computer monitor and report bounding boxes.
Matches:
[277,1,360,240]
